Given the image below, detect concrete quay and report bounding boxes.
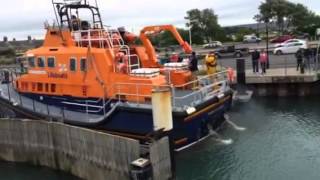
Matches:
[246,68,319,84]
[0,119,172,180]
[244,68,320,96]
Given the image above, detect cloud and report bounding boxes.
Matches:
[0,0,319,39]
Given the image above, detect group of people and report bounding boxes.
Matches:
[295,48,318,73]
[251,49,268,75]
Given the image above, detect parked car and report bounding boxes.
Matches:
[275,39,306,48]
[243,35,261,43]
[203,41,223,48]
[213,45,249,58]
[270,35,294,43]
[273,41,307,55]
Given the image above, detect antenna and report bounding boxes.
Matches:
[52,0,60,27]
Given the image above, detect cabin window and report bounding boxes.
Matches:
[47,57,55,68]
[69,58,77,71]
[37,83,43,91]
[45,83,49,92]
[37,57,45,68]
[32,83,36,91]
[51,84,56,93]
[21,82,28,90]
[24,82,29,90]
[80,58,87,72]
[28,57,35,67]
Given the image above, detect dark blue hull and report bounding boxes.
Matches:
[1,91,233,150]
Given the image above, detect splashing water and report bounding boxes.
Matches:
[224,114,247,131]
[209,130,234,145]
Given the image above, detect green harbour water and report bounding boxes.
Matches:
[1,97,320,180]
[176,97,320,180]
[0,161,80,180]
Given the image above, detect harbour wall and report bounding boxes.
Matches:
[247,82,320,97]
[0,119,172,180]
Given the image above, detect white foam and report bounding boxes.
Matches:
[224,114,247,131]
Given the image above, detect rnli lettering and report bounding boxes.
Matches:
[48,72,68,79]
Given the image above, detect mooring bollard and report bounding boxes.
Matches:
[236,58,246,94]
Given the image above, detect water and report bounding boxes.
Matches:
[176,97,320,180]
[0,161,80,180]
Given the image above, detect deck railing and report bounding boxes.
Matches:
[0,69,229,122]
[113,71,229,110]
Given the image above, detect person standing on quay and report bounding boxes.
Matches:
[251,49,260,74]
[189,51,198,73]
[295,48,304,73]
[303,47,312,70]
[259,49,267,74]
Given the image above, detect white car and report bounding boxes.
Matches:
[273,42,307,55]
[275,39,306,48]
[243,35,261,43]
[203,41,223,48]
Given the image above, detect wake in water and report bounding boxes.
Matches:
[209,129,234,145]
[224,114,247,131]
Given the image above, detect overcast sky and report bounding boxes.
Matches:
[0,0,319,39]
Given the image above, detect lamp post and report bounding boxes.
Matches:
[316,28,320,71]
[188,19,193,46]
[265,0,272,69]
[265,19,270,69]
[189,25,192,46]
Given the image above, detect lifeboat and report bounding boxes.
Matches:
[0,0,233,151]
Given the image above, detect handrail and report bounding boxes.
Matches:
[174,70,228,88]
[113,73,229,109]
[173,80,226,100]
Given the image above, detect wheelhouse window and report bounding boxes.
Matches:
[45,83,49,92]
[70,58,77,71]
[37,57,45,68]
[37,83,43,91]
[47,57,56,68]
[80,58,87,72]
[51,84,56,93]
[28,57,35,67]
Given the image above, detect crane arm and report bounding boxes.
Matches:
[140,25,193,65]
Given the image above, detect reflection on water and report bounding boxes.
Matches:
[177,97,320,180]
[0,161,80,180]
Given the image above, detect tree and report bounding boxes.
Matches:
[255,0,320,35]
[150,28,190,47]
[185,8,225,44]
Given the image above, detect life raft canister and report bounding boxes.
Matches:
[227,67,235,83]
